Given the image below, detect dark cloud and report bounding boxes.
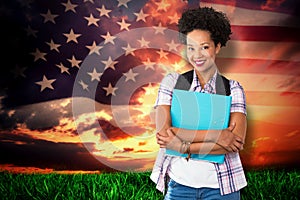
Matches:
[0,131,113,171]
[98,119,146,141]
[0,98,73,130]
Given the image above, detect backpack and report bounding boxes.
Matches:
[174,70,231,96]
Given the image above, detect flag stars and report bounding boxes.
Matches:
[123,69,138,82]
[63,29,81,43]
[103,83,118,96]
[84,14,100,26]
[56,63,70,74]
[143,58,155,70]
[79,80,89,91]
[101,32,116,45]
[88,68,102,82]
[168,13,180,24]
[40,9,58,24]
[122,44,136,56]
[25,26,38,37]
[155,0,171,12]
[157,48,169,59]
[61,0,78,13]
[97,5,111,18]
[35,75,56,92]
[153,22,166,35]
[134,9,149,22]
[117,0,131,8]
[102,56,118,70]
[86,41,102,55]
[117,18,131,31]
[31,48,47,62]
[143,83,156,95]
[138,37,150,48]
[46,39,61,52]
[166,40,180,52]
[68,55,82,68]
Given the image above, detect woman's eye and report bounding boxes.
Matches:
[201,46,209,50]
[187,47,194,51]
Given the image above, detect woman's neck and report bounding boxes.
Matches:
[195,68,217,89]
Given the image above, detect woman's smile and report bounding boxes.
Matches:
[194,59,206,67]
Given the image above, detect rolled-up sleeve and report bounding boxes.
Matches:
[229,80,247,115]
[154,72,179,108]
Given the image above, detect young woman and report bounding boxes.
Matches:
[150,7,247,200]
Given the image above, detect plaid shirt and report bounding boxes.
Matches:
[150,70,247,195]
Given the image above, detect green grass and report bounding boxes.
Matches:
[241,169,300,200]
[0,172,162,200]
[0,169,299,200]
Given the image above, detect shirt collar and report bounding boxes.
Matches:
[191,69,218,93]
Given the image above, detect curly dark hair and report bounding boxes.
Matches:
[178,7,232,47]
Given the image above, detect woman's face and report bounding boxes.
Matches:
[186,29,221,74]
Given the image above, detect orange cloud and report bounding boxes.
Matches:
[0,164,54,174]
[123,147,134,152]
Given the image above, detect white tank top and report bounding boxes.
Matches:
[168,157,219,188]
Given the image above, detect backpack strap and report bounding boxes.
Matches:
[174,70,194,91]
[216,73,231,96]
[174,70,231,96]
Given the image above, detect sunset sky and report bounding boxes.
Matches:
[0,0,300,173]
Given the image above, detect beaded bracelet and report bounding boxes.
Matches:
[185,144,191,161]
[180,141,191,161]
[180,141,189,154]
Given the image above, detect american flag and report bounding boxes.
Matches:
[1,0,185,106]
[0,0,299,173]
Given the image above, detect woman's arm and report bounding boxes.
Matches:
[157,112,246,154]
[190,112,246,154]
[155,105,171,137]
[157,126,237,155]
[168,112,246,151]
[158,128,232,154]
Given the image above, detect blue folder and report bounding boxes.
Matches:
[166,89,232,163]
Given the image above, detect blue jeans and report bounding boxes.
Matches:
[164,179,240,200]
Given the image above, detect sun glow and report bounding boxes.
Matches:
[92,130,158,159]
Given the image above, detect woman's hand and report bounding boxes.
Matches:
[216,123,244,152]
[156,129,182,152]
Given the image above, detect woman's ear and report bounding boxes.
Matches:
[215,43,221,54]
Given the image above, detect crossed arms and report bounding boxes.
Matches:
[156,105,247,154]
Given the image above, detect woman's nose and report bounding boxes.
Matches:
[194,49,203,58]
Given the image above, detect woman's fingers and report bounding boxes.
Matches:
[232,140,244,152]
[157,133,169,146]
